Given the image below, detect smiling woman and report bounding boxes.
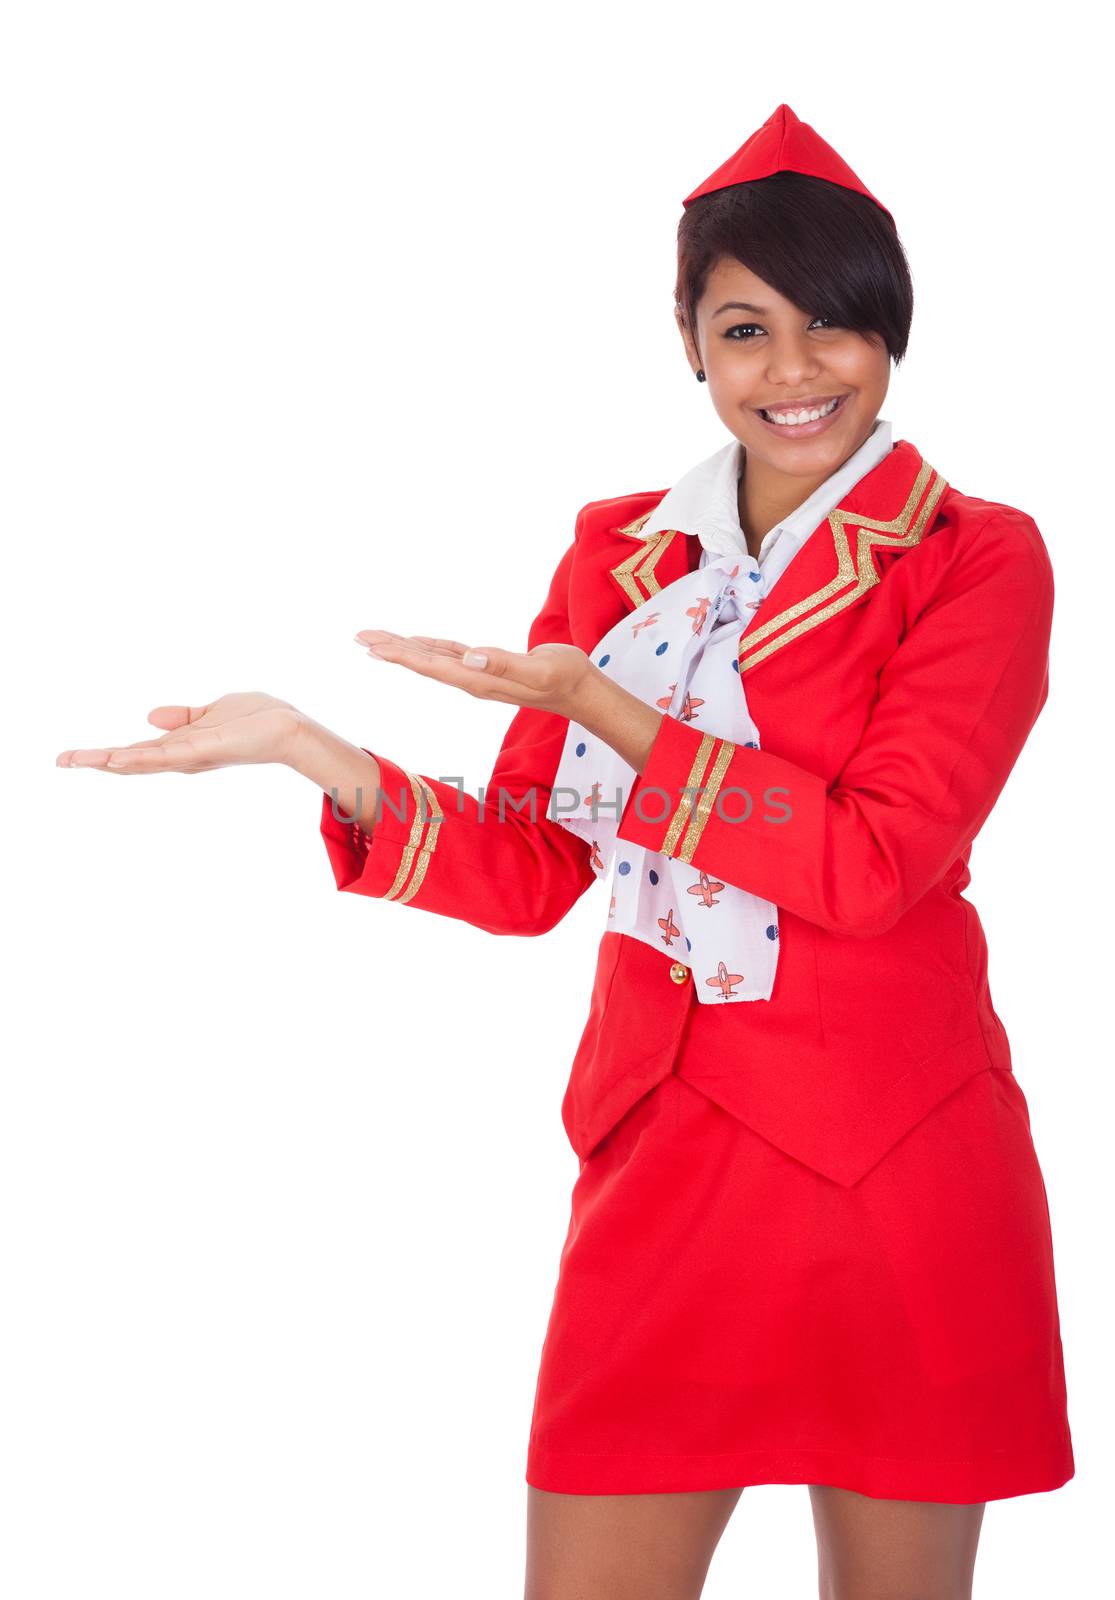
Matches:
[672,162,910,558]
[57,102,1074,1600]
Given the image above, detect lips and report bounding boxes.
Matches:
[757,393,848,421]
[753,390,852,441]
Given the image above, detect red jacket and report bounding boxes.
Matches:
[319,438,1054,1186]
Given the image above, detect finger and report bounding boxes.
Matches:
[146,703,214,730]
[58,748,114,767]
[361,633,519,692]
[364,633,439,668]
[450,644,520,679]
[102,731,224,771]
[356,629,471,664]
[57,704,215,766]
[354,629,415,650]
[57,730,193,768]
[402,635,474,659]
[58,745,164,770]
[96,727,230,773]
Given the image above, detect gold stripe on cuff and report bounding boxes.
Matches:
[383,773,442,902]
[661,732,717,858]
[396,779,444,904]
[676,738,735,864]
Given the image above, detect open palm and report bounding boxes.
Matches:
[356,630,593,717]
[56,692,299,773]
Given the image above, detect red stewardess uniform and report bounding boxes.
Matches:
[317,106,1075,1503]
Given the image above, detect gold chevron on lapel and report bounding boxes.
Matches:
[608,511,686,606]
[738,456,949,674]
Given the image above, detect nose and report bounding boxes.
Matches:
[763,332,823,389]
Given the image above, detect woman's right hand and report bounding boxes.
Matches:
[56,691,303,774]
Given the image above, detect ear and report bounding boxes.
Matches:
[674,301,701,377]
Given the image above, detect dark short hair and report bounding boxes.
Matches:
[675,171,914,366]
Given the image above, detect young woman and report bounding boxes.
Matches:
[58,104,1074,1599]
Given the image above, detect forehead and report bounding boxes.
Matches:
[702,255,780,307]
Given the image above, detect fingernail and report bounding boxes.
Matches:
[462,650,488,669]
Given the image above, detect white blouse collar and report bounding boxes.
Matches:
[638,417,894,567]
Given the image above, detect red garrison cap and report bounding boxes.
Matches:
[682,102,894,228]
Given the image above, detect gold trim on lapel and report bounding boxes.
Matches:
[609,512,685,606]
[738,459,949,674]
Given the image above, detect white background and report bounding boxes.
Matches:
[2,2,1109,1595]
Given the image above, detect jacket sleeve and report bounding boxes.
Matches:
[318,514,598,936]
[614,508,1054,939]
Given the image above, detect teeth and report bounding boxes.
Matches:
[763,396,841,426]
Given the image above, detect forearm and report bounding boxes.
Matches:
[573,666,663,776]
[311,703,599,934]
[302,599,661,931]
[287,713,383,833]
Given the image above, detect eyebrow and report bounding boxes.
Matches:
[711,300,769,317]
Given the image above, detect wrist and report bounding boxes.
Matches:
[282,710,327,775]
[574,665,664,774]
[284,713,383,822]
[567,660,615,728]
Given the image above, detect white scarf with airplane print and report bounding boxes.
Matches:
[553,546,780,1005]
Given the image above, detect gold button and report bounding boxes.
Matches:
[669,961,690,985]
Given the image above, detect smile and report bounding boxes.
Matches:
[756,392,850,436]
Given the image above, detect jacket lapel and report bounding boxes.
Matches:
[602,440,947,676]
[605,508,702,609]
[736,439,947,675]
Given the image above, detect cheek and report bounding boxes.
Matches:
[841,343,890,393]
[832,352,872,386]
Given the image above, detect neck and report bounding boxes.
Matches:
[736,455,833,560]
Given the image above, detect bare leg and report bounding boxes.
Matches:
[524,1485,743,1600]
[809,1483,986,1600]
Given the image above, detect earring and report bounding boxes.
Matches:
[696,369,706,383]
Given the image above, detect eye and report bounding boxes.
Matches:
[724,316,836,341]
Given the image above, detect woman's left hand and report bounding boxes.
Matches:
[355,629,596,721]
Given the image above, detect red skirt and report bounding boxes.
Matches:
[525,1067,1074,1502]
